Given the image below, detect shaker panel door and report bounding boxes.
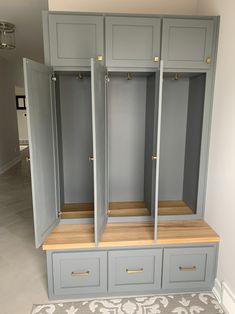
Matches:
[23,59,59,247]
[154,61,164,239]
[49,14,104,67]
[106,16,161,68]
[162,19,214,69]
[91,59,107,244]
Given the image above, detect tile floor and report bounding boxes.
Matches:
[0,149,49,313]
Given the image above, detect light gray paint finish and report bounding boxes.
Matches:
[48,14,104,67]
[42,11,50,66]
[59,74,94,203]
[183,75,205,212]
[54,76,64,208]
[23,59,59,248]
[46,244,218,299]
[91,59,107,244]
[0,57,20,173]
[107,76,147,201]
[52,251,107,295]
[144,74,156,214]
[162,18,214,69]
[159,77,189,201]
[105,16,161,68]
[162,246,216,290]
[196,70,215,217]
[108,249,162,292]
[154,62,163,239]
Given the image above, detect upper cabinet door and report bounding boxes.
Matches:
[162,19,214,69]
[105,16,161,68]
[23,59,59,248]
[48,14,104,67]
[91,59,107,245]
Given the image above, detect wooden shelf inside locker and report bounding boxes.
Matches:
[61,203,94,219]
[108,201,151,217]
[158,200,194,216]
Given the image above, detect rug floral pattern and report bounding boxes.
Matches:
[32,293,224,314]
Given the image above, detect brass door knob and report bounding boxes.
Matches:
[97,55,103,61]
[154,56,160,62]
[206,57,212,64]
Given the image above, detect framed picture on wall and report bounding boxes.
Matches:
[16,95,26,110]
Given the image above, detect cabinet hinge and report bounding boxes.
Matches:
[105,74,110,83]
[51,73,57,82]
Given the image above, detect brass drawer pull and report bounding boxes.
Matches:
[71,271,90,277]
[179,266,196,272]
[126,268,144,274]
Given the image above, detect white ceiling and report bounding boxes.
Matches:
[0,0,48,85]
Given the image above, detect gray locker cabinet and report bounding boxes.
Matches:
[162,18,214,69]
[48,14,104,67]
[105,16,161,68]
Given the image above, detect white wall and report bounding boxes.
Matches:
[197,0,235,295]
[0,57,20,174]
[49,0,198,14]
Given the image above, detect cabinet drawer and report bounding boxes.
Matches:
[52,251,107,296]
[108,249,162,292]
[162,247,216,290]
[48,14,104,67]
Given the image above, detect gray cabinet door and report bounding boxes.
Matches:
[91,59,107,244]
[154,61,164,239]
[162,19,214,69]
[23,59,59,248]
[106,16,161,68]
[48,14,104,67]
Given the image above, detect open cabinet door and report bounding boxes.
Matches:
[154,61,164,240]
[23,59,59,248]
[91,59,107,245]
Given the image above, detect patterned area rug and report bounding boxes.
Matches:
[32,293,224,314]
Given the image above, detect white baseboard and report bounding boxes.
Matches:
[213,278,235,314]
[0,155,21,175]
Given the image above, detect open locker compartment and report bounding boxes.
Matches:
[158,72,206,217]
[54,71,95,220]
[106,71,159,221]
[54,59,107,245]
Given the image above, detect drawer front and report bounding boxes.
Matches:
[162,247,216,290]
[108,249,162,292]
[52,251,107,296]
